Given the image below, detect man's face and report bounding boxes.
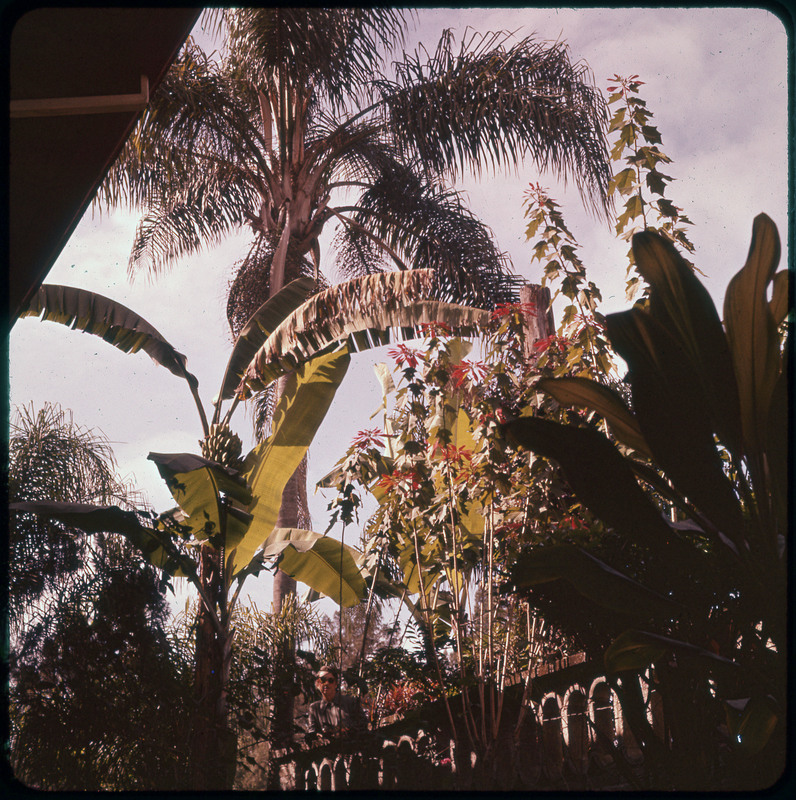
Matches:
[319,673,337,701]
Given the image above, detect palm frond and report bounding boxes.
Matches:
[332,156,521,307]
[225,8,408,112]
[100,42,263,212]
[377,29,612,216]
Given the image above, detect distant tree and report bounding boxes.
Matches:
[322,600,393,675]
[8,403,194,790]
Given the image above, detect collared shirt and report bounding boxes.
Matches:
[307,692,367,736]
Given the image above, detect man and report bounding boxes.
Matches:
[306,665,367,741]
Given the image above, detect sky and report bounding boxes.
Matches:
[8,6,790,615]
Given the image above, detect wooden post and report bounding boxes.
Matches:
[519,284,555,363]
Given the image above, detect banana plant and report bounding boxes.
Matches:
[503,215,789,788]
[10,267,487,789]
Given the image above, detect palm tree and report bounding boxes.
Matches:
[100,8,612,618]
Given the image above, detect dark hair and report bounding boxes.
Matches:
[317,665,338,680]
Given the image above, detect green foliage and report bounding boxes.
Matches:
[8,404,193,790]
[506,218,789,789]
[605,74,696,301]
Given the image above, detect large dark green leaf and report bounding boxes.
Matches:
[724,695,780,757]
[216,276,316,402]
[536,376,651,456]
[233,347,351,573]
[605,628,739,675]
[504,416,695,562]
[8,501,197,579]
[508,544,678,619]
[261,528,367,607]
[632,230,742,452]
[723,214,782,454]
[605,309,745,545]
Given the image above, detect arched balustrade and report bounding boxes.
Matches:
[279,662,667,790]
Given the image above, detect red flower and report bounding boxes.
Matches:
[450,359,489,387]
[388,344,420,369]
[351,428,385,451]
[533,334,569,353]
[490,301,537,322]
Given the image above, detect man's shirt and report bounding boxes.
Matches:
[307,692,367,736]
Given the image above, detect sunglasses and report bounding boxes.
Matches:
[320,676,336,684]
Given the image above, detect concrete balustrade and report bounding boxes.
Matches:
[277,662,666,790]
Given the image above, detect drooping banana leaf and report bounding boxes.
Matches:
[605,308,746,546]
[261,528,366,607]
[631,230,742,453]
[536,376,651,457]
[8,500,197,579]
[507,544,679,620]
[18,283,207,429]
[216,276,317,402]
[232,346,351,573]
[237,270,489,394]
[148,452,253,546]
[723,213,783,454]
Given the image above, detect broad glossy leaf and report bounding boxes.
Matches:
[234,347,351,573]
[148,452,252,545]
[508,544,677,619]
[632,231,742,452]
[19,284,200,390]
[605,629,739,675]
[237,270,488,393]
[262,528,366,607]
[769,270,790,326]
[606,309,745,544]
[217,277,316,402]
[537,376,650,456]
[504,416,695,561]
[8,500,196,579]
[724,695,779,757]
[723,214,782,453]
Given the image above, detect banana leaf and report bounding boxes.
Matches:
[261,528,366,607]
[632,230,742,453]
[605,309,746,545]
[148,453,253,545]
[233,346,351,573]
[216,276,316,402]
[723,213,783,454]
[18,283,207,428]
[19,283,199,389]
[536,376,651,456]
[508,544,678,619]
[769,270,790,326]
[8,500,197,579]
[238,270,489,393]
